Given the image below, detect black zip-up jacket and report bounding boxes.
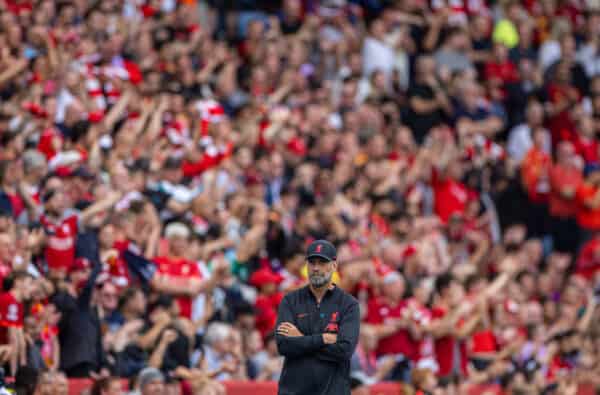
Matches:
[276,285,360,395]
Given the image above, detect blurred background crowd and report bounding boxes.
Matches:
[1,0,600,394]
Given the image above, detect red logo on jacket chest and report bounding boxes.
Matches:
[325,312,339,333]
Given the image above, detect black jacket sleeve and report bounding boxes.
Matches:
[78,255,102,309]
[276,296,324,359]
[316,300,360,364]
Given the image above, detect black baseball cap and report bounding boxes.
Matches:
[306,240,337,262]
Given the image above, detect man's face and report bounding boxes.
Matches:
[52,373,69,395]
[307,257,337,288]
[17,276,33,300]
[105,379,123,395]
[382,277,405,301]
[141,379,165,395]
[45,189,68,215]
[99,283,119,311]
[169,235,188,257]
[0,232,14,263]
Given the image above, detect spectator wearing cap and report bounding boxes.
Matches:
[250,267,284,339]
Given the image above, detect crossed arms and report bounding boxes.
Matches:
[275,298,360,364]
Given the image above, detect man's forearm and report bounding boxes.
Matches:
[276,334,324,358]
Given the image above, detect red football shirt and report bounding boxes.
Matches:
[40,214,78,270]
[365,297,418,361]
[576,237,600,279]
[0,292,23,345]
[576,183,600,231]
[255,292,284,338]
[155,256,201,319]
[432,171,470,223]
[431,307,467,378]
[102,250,130,290]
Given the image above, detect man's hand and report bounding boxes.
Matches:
[277,322,303,337]
[323,333,337,344]
[161,329,178,345]
[219,359,238,374]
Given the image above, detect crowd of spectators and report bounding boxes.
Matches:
[0,0,600,394]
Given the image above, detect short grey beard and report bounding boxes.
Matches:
[309,273,331,288]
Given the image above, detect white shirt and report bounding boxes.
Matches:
[507,123,533,164]
[577,43,600,77]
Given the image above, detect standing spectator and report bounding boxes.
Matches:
[549,141,583,253]
[576,164,600,243]
[507,100,549,165]
[406,56,452,144]
[51,255,108,378]
[249,267,284,339]
[0,271,32,375]
[365,272,415,381]
[520,127,552,238]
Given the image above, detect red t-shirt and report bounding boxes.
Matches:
[573,135,599,164]
[432,171,470,223]
[102,251,130,290]
[6,193,25,219]
[40,214,78,270]
[576,183,600,231]
[365,297,418,361]
[521,148,551,203]
[406,299,433,362]
[545,83,580,145]
[155,256,201,319]
[547,354,574,382]
[484,61,519,92]
[549,164,583,218]
[469,329,498,355]
[0,292,23,345]
[576,237,600,279]
[0,263,11,289]
[255,292,284,338]
[431,307,467,377]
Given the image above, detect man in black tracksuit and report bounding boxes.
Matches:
[276,240,360,395]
